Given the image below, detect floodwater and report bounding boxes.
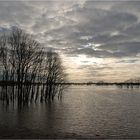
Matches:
[0,85,140,139]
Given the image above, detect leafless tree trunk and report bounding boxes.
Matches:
[44,51,67,100]
[0,27,67,104]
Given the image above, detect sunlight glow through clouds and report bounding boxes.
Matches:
[0,1,140,82]
[70,54,103,65]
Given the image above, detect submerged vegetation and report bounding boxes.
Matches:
[0,27,67,104]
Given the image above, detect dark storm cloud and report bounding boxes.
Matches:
[116,59,139,64]
[0,1,140,60]
[93,33,131,44]
[123,22,140,36]
[28,0,140,60]
[0,1,37,26]
[100,42,140,57]
[61,1,140,59]
[0,1,140,81]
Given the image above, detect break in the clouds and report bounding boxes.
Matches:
[0,0,140,82]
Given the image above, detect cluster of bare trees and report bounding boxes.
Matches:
[0,28,67,104]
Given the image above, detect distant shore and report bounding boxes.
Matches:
[0,80,140,86]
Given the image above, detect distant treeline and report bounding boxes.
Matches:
[65,82,140,89]
[0,27,67,104]
[0,81,140,86]
[47,82,140,86]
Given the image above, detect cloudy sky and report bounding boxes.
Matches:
[0,0,140,82]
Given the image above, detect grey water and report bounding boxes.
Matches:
[0,85,140,139]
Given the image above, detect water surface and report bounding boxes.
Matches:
[0,85,140,138]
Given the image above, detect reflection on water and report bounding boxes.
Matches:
[0,85,140,138]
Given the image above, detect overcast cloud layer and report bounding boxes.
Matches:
[0,0,140,82]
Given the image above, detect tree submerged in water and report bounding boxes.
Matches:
[0,27,67,104]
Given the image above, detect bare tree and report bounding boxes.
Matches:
[0,27,67,104]
[8,28,44,103]
[44,51,67,100]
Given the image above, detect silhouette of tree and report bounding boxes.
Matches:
[44,51,67,100]
[0,27,67,104]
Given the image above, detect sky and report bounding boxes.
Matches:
[0,0,140,82]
